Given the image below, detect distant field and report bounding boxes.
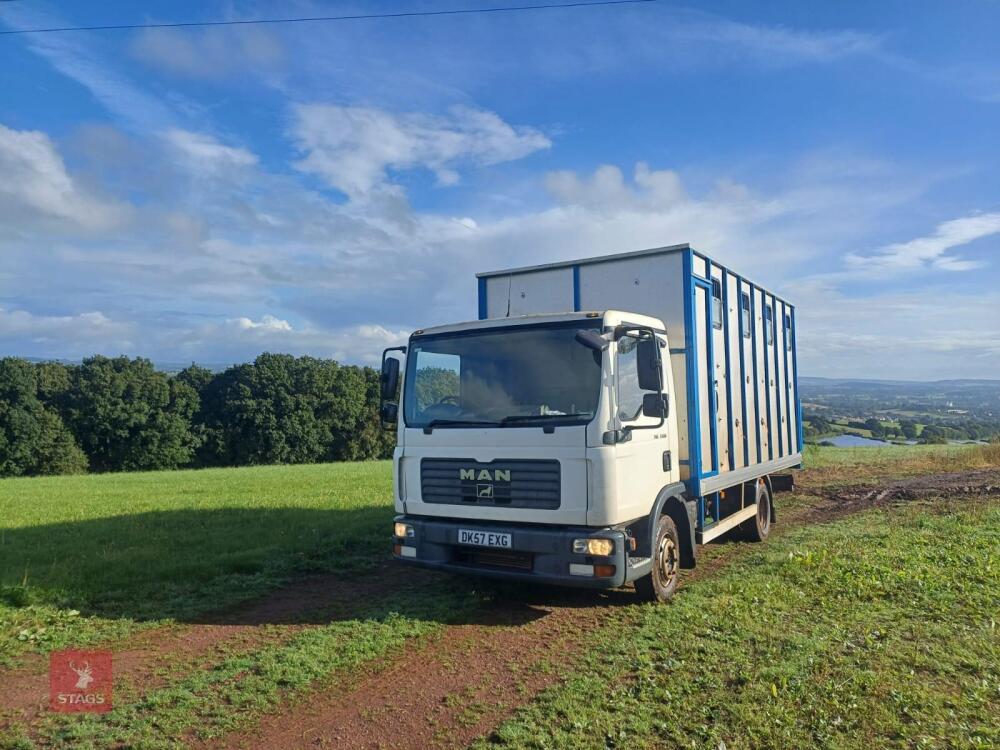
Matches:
[0,462,394,664]
[804,442,989,469]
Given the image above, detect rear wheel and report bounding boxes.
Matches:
[739,480,772,542]
[635,514,680,603]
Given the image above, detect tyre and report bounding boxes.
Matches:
[635,514,680,603]
[739,479,772,542]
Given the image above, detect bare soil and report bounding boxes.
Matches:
[799,468,1000,522]
[0,563,436,730]
[203,585,633,750]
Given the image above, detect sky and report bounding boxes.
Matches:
[1,0,999,379]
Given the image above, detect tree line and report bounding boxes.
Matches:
[803,414,999,444]
[0,354,394,478]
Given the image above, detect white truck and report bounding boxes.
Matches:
[381,244,802,601]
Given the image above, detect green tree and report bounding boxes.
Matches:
[65,356,198,472]
[900,420,919,440]
[34,361,73,408]
[176,364,214,464]
[864,418,884,438]
[197,354,376,466]
[0,358,87,477]
[344,367,396,461]
[176,363,214,393]
[33,409,89,475]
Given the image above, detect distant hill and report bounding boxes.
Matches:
[801,376,1000,387]
[800,376,1000,426]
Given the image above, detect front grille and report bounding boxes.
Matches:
[453,549,534,571]
[420,458,560,509]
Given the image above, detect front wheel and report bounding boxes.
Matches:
[635,514,680,603]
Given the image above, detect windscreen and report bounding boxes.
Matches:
[403,322,603,428]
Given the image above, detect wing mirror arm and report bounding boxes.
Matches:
[380,346,406,429]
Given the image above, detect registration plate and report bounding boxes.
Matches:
[458,529,512,549]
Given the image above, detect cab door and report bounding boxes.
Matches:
[612,329,676,522]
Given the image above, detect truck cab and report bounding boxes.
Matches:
[384,310,690,599]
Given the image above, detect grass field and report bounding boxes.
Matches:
[483,492,1000,749]
[1,444,998,749]
[0,462,395,664]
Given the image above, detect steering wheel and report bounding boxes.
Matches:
[435,395,461,405]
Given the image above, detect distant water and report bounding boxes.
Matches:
[820,434,890,448]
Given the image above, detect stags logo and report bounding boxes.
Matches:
[71,661,95,689]
[50,650,112,713]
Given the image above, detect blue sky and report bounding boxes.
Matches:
[1,0,998,378]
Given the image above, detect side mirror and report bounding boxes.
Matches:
[636,336,662,391]
[380,402,398,425]
[380,357,400,400]
[642,392,668,419]
[575,329,609,352]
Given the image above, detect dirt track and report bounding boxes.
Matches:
[4,467,999,748]
[203,467,1000,750]
[0,564,429,730]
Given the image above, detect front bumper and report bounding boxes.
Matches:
[391,515,631,589]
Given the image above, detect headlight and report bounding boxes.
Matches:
[572,538,614,556]
[394,522,415,539]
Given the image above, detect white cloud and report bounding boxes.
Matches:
[673,14,881,65]
[163,129,258,171]
[796,289,1000,380]
[290,104,551,198]
[545,163,686,211]
[227,315,293,333]
[846,212,1000,273]
[0,307,133,354]
[3,110,997,378]
[172,319,408,366]
[0,124,127,230]
[130,27,284,80]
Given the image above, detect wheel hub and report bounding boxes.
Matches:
[657,535,678,582]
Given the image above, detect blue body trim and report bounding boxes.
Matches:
[737,280,750,467]
[774,301,784,458]
[781,305,793,454]
[682,249,703,498]
[792,307,804,452]
[721,269,735,472]
[572,265,581,312]
[750,287,762,462]
[477,277,488,320]
[762,295,773,461]
[694,274,719,480]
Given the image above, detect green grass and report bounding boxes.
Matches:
[804,442,998,474]
[3,445,997,749]
[480,499,1000,750]
[0,462,395,663]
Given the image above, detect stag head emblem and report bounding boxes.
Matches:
[69,661,94,690]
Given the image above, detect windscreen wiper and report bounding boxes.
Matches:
[499,413,590,426]
[422,418,500,434]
